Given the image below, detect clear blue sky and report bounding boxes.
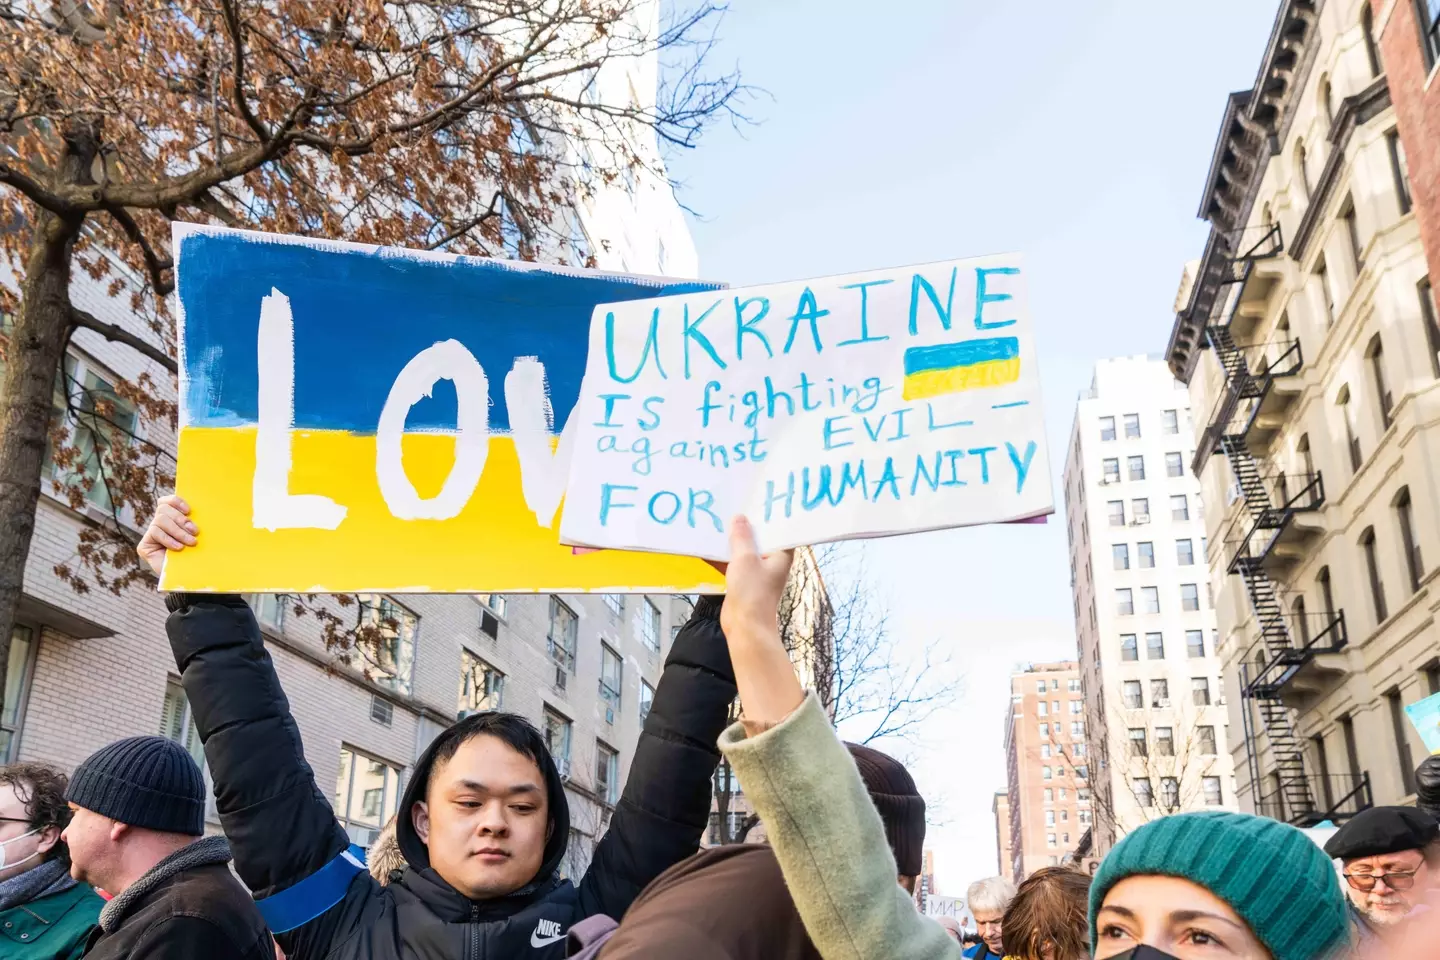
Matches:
[665,0,1280,893]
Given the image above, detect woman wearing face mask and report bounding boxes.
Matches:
[1090,811,1350,960]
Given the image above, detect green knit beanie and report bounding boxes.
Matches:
[1088,811,1348,960]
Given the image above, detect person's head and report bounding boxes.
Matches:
[1002,866,1091,960]
[935,915,964,942]
[969,875,1019,955]
[0,762,72,882]
[1092,810,1348,960]
[401,711,563,900]
[845,742,925,891]
[61,736,206,892]
[1324,805,1439,930]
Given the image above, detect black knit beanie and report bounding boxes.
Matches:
[65,736,205,836]
[845,742,926,877]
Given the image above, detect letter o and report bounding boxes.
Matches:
[376,340,489,520]
[648,491,683,525]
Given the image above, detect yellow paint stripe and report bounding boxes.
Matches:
[902,357,1021,400]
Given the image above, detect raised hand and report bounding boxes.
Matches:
[138,495,197,577]
[719,516,804,729]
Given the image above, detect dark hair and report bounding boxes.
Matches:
[1001,866,1091,960]
[425,711,551,796]
[0,762,73,865]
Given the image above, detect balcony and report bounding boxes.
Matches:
[1244,611,1348,707]
[1223,473,1326,576]
[1256,772,1372,827]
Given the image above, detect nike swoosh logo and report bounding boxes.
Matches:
[530,931,566,948]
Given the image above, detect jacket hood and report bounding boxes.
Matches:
[395,714,571,897]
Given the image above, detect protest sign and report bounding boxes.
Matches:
[163,223,725,593]
[559,255,1053,559]
[1404,691,1440,754]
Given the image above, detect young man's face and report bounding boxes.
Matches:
[1343,850,1430,927]
[413,734,550,899]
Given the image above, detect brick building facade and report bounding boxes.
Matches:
[1001,661,1087,880]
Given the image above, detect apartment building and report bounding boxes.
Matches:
[1063,357,1239,858]
[1166,0,1436,827]
[1002,661,1086,880]
[992,790,1014,881]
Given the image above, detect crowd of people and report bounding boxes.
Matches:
[0,495,1437,959]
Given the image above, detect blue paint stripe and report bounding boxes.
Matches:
[177,231,721,433]
[991,401,1029,409]
[255,844,368,933]
[903,337,1019,376]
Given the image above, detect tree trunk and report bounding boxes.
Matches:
[0,119,96,733]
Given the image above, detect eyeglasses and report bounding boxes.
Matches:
[1343,870,1419,892]
[0,817,33,826]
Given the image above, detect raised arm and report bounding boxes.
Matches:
[577,594,737,918]
[143,498,378,959]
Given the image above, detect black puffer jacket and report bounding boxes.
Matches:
[166,594,733,960]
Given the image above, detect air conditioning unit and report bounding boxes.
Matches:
[1132,513,1151,525]
[369,694,393,727]
[1216,696,1228,706]
[555,758,571,781]
[554,665,568,692]
[1155,698,1171,708]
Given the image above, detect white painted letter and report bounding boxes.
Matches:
[253,288,348,531]
[376,340,489,520]
[504,358,576,528]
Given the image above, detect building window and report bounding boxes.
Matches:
[1342,197,1365,275]
[1079,809,1093,825]
[1076,765,1089,780]
[1127,455,1146,481]
[43,356,139,512]
[1165,452,1184,478]
[160,678,206,774]
[639,680,655,723]
[1180,583,1200,612]
[1036,679,1047,694]
[1387,687,1420,794]
[599,644,623,719]
[1100,416,1116,441]
[1108,501,1125,527]
[1070,699,1083,714]
[1141,586,1160,614]
[1041,744,1052,759]
[1044,787,1053,802]
[1124,414,1141,438]
[1186,629,1206,659]
[1161,777,1180,809]
[356,597,418,696]
[1128,728,1148,757]
[1042,766,1052,781]
[1361,526,1389,623]
[1068,678,1081,692]
[1071,721,1085,739]
[595,742,619,805]
[1420,278,1440,380]
[1320,76,1335,125]
[1177,539,1194,566]
[1317,258,1335,326]
[1339,386,1362,472]
[1046,810,1056,826]
[1296,140,1311,200]
[637,598,662,653]
[0,625,35,763]
[548,598,579,673]
[1199,725,1218,756]
[1137,541,1155,568]
[1116,589,1134,616]
[1134,778,1154,808]
[1103,458,1121,483]
[1151,679,1170,707]
[1170,495,1189,522]
[480,594,508,619]
[1388,131,1413,216]
[1047,833,1057,848]
[1113,543,1130,570]
[1203,776,1224,806]
[1162,409,1179,435]
[1120,634,1139,661]
[1039,701,1049,717]
[1123,680,1144,709]
[603,594,624,616]
[1419,0,1440,69]
[334,746,401,848]
[1132,498,1150,523]
[1363,4,1383,75]
[1367,336,1394,429]
[1146,632,1165,660]
[1040,722,1050,737]
[458,650,505,717]
[1395,487,1424,593]
[543,708,573,776]
[1192,677,1212,706]
[246,594,288,633]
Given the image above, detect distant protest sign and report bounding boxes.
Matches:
[1405,691,1440,754]
[163,224,725,594]
[559,255,1053,559]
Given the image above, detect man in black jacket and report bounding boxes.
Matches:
[140,495,736,960]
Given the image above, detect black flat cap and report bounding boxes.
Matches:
[1323,806,1439,860]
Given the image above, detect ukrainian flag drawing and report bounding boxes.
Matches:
[165,224,726,594]
[901,336,1022,400]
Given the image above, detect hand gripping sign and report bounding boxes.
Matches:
[559,254,1054,560]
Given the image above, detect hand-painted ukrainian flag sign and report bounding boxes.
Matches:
[560,253,1053,560]
[162,224,726,594]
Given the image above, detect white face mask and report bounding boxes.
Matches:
[0,828,40,871]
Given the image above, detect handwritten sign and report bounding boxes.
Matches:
[559,255,1053,559]
[1405,691,1440,754]
[163,224,725,594]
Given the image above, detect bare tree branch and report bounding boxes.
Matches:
[70,307,177,374]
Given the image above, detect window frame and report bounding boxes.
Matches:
[356,596,419,697]
[1099,416,1116,442]
[1145,632,1165,660]
[595,740,620,806]
[1123,413,1141,439]
[0,624,39,764]
[1165,452,1184,478]
[1361,526,1389,623]
[548,597,579,673]
[1181,583,1201,612]
[1113,543,1130,570]
[1395,487,1424,592]
[1127,455,1145,481]
[543,706,574,774]
[458,648,506,717]
[334,745,402,848]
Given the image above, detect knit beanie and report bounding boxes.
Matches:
[844,742,925,877]
[65,736,206,836]
[1088,811,1348,960]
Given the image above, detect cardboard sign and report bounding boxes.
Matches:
[163,224,725,593]
[559,255,1053,559]
[1405,691,1440,754]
